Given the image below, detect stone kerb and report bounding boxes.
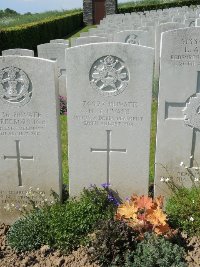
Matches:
[66,43,154,200]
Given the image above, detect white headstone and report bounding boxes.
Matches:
[75,36,108,46]
[113,30,154,48]
[155,22,185,78]
[50,39,69,45]
[2,49,34,57]
[0,56,62,224]
[37,43,68,97]
[66,43,154,199]
[155,27,200,198]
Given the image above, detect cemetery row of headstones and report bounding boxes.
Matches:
[1,7,200,224]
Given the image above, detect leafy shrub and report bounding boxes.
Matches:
[0,12,83,53]
[125,233,187,267]
[89,219,137,266]
[7,210,51,251]
[118,0,200,14]
[116,194,172,238]
[7,186,116,252]
[166,186,200,236]
[59,95,67,115]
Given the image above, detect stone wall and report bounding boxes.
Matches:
[83,0,117,25]
[83,0,93,25]
[105,0,117,16]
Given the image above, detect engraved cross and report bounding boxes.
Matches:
[90,130,127,184]
[4,140,34,186]
[165,71,200,168]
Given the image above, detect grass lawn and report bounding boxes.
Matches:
[64,25,97,41]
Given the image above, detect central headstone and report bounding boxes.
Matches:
[0,56,62,224]
[66,43,154,199]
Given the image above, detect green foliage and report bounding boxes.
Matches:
[89,219,138,266]
[7,210,51,251]
[7,186,116,253]
[0,11,83,53]
[166,186,200,236]
[118,0,200,14]
[125,233,187,267]
[60,115,68,185]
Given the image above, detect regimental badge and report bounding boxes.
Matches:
[90,55,130,97]
[0,66,32,107]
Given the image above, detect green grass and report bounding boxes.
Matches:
[60,116,68,185]
[65,25,97,41]
[0,9,81,29]
[149,99,158,183]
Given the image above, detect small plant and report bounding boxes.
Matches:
[125,233,187,267]
[7,185,116,252]
[59,95,67,115]
[89,219,137,266]
[159,160,200,236]
[115,194,172,237]
[166,186,200,236]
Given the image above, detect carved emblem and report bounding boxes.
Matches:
[125,34,140,45]
[0,66,32,106]
[90,55,129,96]
[183,93,200,130]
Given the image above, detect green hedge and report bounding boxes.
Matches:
[0,11,83,54]
[118,0,200,13]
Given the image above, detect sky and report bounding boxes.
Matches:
[0,0,137,14]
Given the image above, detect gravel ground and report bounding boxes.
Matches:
[1,223,200,267]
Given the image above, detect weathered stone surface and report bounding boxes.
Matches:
[113,30,154,48]
[50,39,69,45]
[2,49,34,57]
[154,22,186,78]
[155,27,200,198]
[75,36,108,46]
[0,56,62,224]
[66,43,154,199]
[37,43,68,97]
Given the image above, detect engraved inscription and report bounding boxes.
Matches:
[0,66,32,106]
[90,55,129,96]
[91,130,127,184]
[0,111,46,136]
[73,100,144,127]
[4,140,34,186]
[125,34,140,45]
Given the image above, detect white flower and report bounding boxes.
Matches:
[50,201,54,204]
[185,166,188,169]
[44,199,48,202]
[4,204,10,212]
[180,162,184,166]
[165,178,170,182]
[190,156,193,159]
[192,200,195,204]
[36,188,40,191]
[160,177,165,182]
[194,177,199,182]
[189,217,194,222]
[11,203,15,207]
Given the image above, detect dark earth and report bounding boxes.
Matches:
[0,224,200,267]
